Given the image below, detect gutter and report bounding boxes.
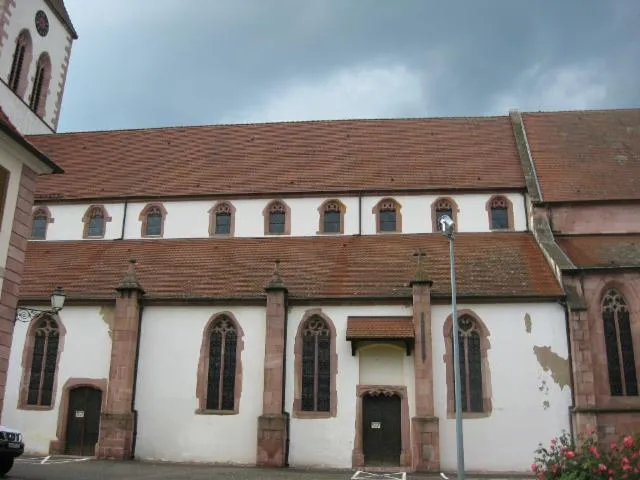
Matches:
[559,297,576,444]
[282,298,290,467]
[118,200,129,240]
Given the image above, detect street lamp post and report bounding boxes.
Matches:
[15,287,66,323]
[439,215,465,480]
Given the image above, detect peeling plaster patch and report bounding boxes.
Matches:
[543,400,550,410]
[99,306,115,339]
[524,313,532,333]
[534,345,570,390]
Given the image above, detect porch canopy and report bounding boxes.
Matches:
[346,316,415,356]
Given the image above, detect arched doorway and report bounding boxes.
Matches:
[64,386,102,456]
[362,392,402,466]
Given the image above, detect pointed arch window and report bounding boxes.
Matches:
[432,197,458,233]
[26,316,60,406]
[139,203,167,237]
[443,311,492,417]
[602,289,638,396]
[8,30,32,96]
[301,316,331,412]
[31,206,53,240]
[486,195,513,230]
[209,201,235,236]
[373,198,402,233]
[196,314,244,413]
[82,205,111,239]
[263,200,291,235]
[29,53,52,117]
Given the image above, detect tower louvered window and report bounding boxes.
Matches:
[301,316,331,412]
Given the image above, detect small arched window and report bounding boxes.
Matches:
[602,289,638,396]
[206,315,238,411]
[432,197,458,233]
[29,52,52,116]
[31,207,53,239]
[26,316,60,406]
[82,205,111,239]
[318,199,345,234]
[263,200,290,235]
[139,203,167,237]
[373,198,402,233]
[8,30,32,97]
[211,202,234,236]
[487,195,512,230]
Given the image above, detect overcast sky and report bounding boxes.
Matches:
[58,0,640,132]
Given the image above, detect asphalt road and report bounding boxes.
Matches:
[7,456,434,480]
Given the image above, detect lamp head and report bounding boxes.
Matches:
[50,286,65,312]
[439,214,455,238]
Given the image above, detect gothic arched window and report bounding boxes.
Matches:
[301,316,331,412]
[602,289,638,396]
[206,316,238,411]
[26,316,60,406]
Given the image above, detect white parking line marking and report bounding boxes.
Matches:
[41,455,51,464]
[351,471,406,480]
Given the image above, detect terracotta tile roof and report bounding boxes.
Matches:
[346,317,414,339]
[20,232,562,301]
[556,234,640,268]
[522,108,640,202]
[0,107,63,173]
[26,116,525,201]
[45,0,77,39]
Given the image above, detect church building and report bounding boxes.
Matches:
[0,0,638,477]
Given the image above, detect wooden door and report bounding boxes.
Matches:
[362,394,401,465]
[64,387,102,456]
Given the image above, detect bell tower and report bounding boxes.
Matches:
[0,0,77,134]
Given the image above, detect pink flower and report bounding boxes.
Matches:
[623,435,634,448]
[599,463,608,472]
[530,463,538,472]
[565,450,575,459]
[589,446,600,458]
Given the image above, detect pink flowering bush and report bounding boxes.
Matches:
[531,430,640,479]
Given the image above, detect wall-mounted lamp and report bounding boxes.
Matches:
[15,287,66,323]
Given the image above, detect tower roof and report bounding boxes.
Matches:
[45,0,78,39]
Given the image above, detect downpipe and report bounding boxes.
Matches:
[130,302,144,459]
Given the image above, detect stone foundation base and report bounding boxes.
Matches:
[256,414,288,467]
[411,415,440,472]
[96,412,134,460]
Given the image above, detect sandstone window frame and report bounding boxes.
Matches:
[195,312,244,415]
[431,197,459,233]
[442,309,492,418]
[30,205,54,240]
[139,202,167,238]
[292,309,338,419]
[208,201,236,237]
[263,200,291,236]
[17,314,66,411]
[318,199,346,234]
[82,205,112,239]
[372,197,402,233]
[486,195,514,231]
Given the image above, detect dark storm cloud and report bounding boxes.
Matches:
[59,0,640,132]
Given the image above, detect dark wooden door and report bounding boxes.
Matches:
[65,387,102,456]
[362,394,401,466]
